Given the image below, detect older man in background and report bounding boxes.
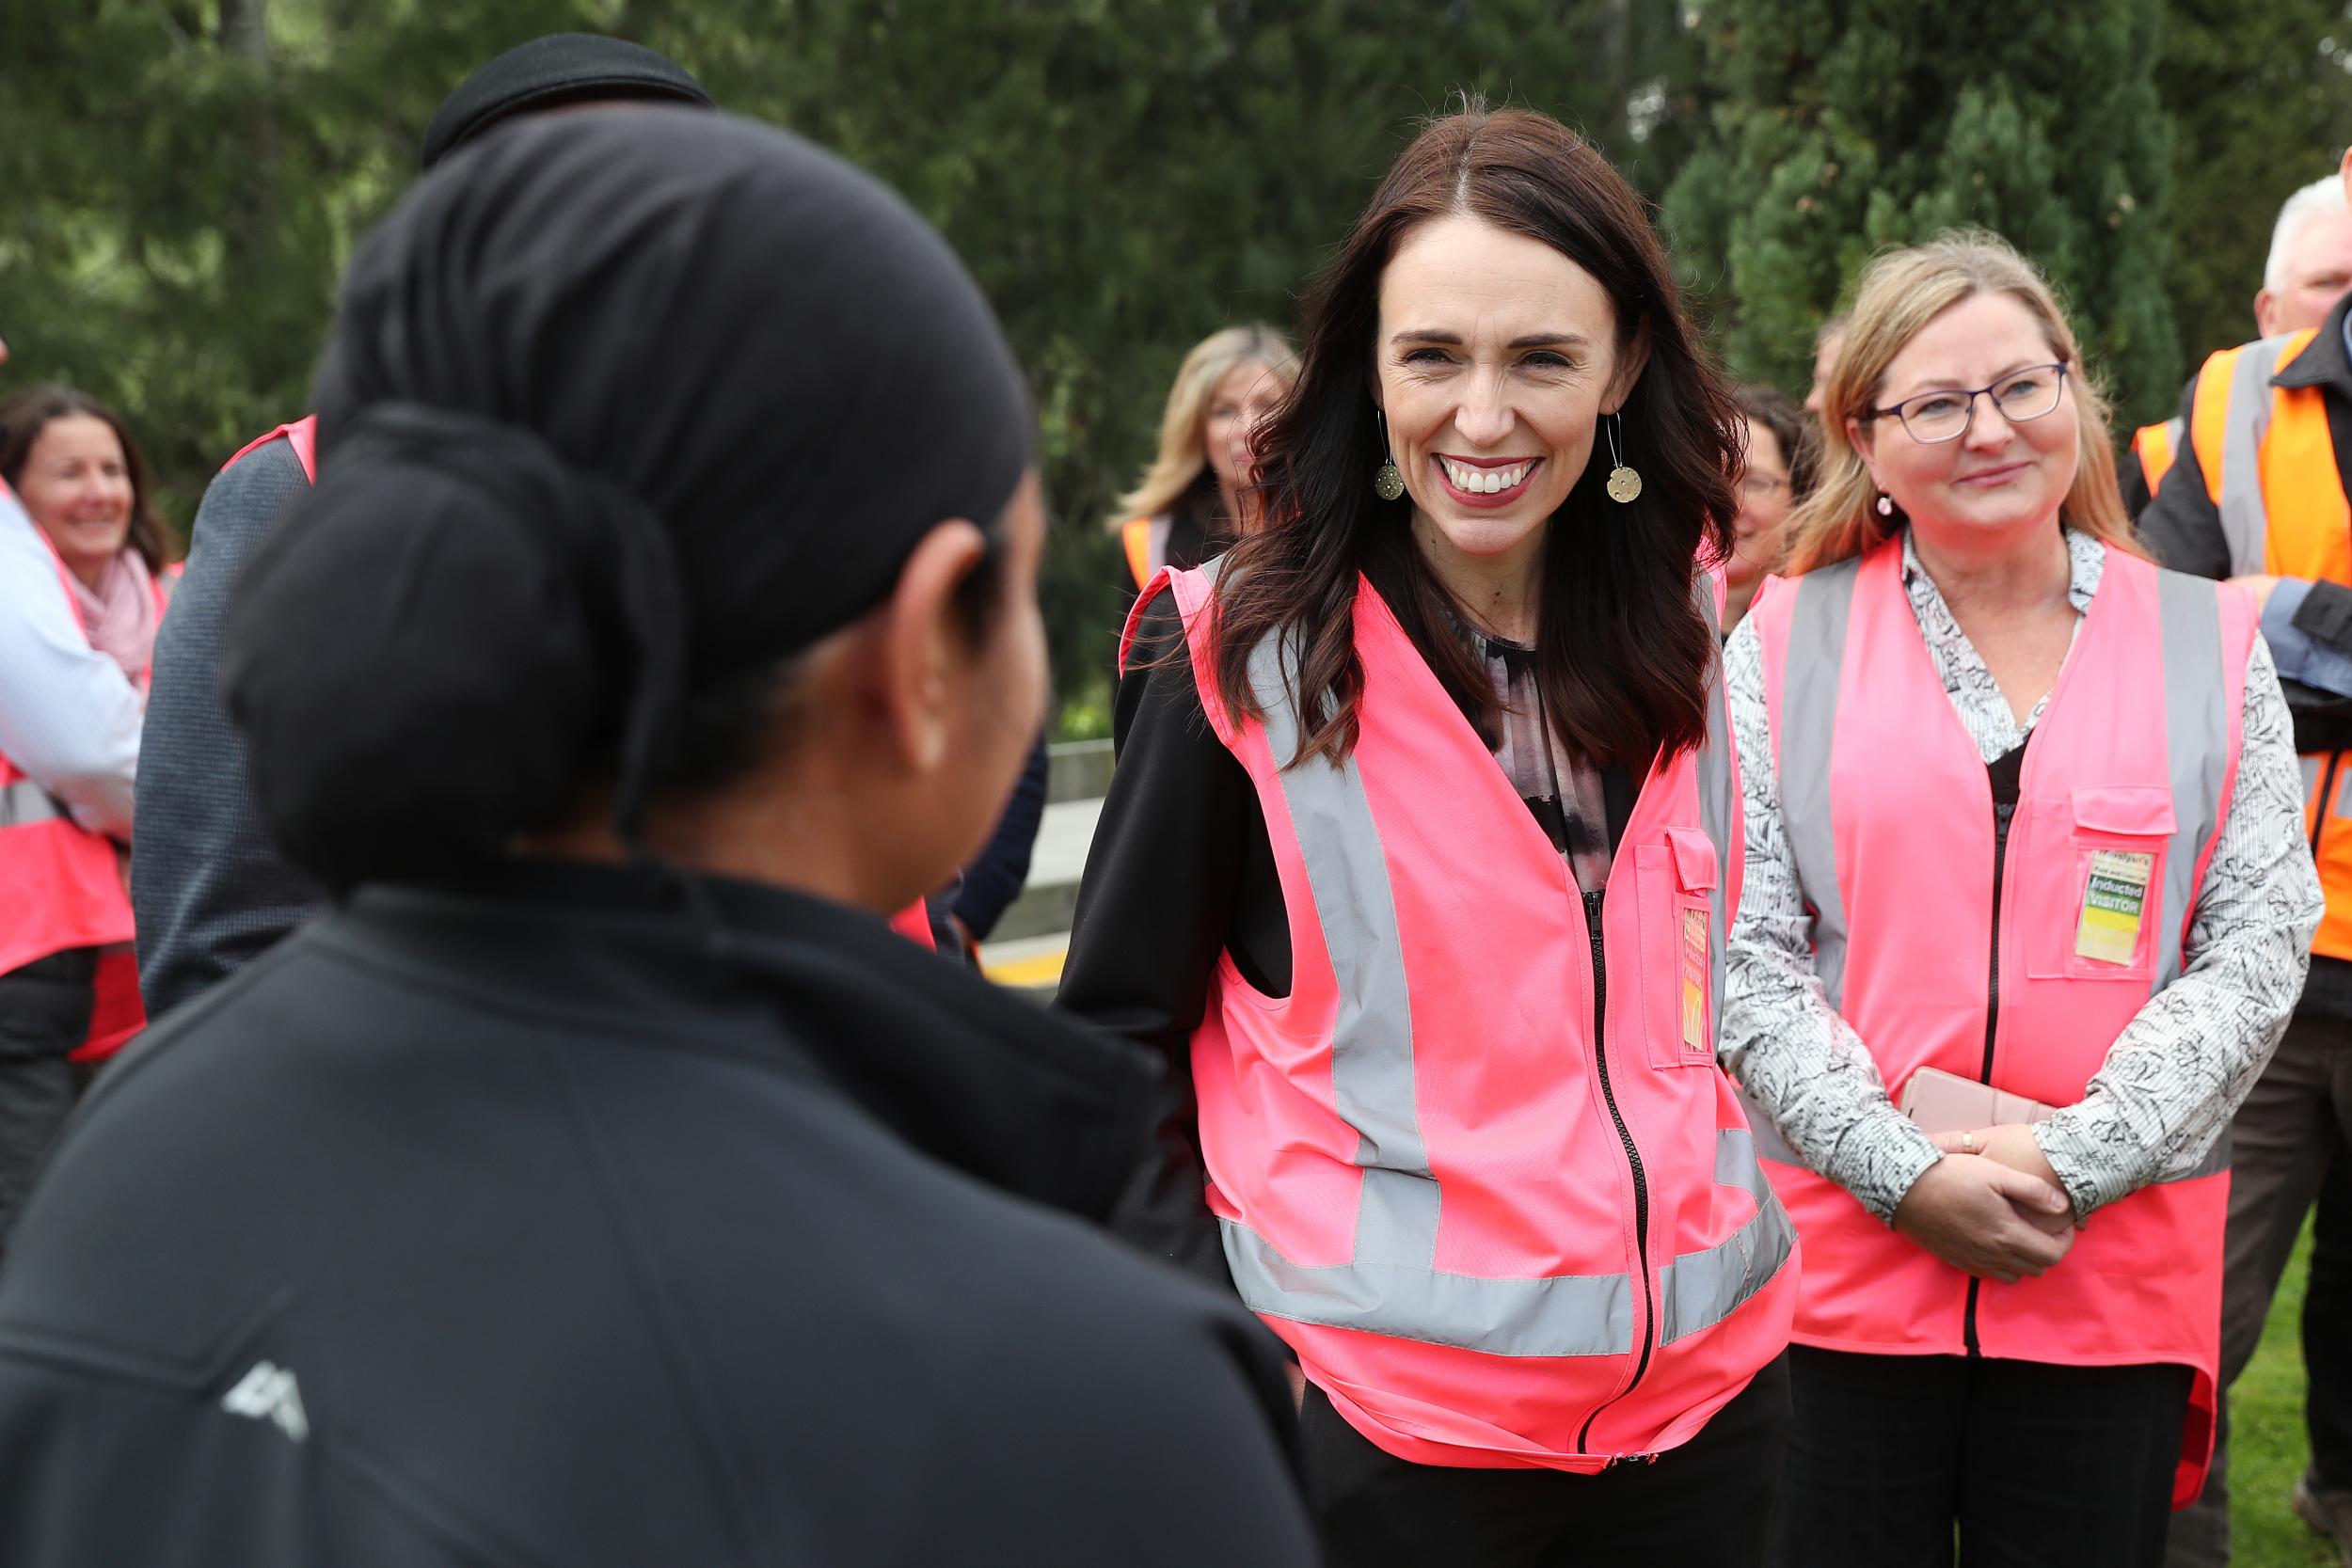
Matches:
[2140,152,2352,1568]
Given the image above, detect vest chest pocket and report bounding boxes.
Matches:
[1637,827,1719,1069]
[2022,786,2173,983]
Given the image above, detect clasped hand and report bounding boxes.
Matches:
[1890,1123,2078,1285]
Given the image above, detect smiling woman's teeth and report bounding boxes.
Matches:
[1442,458,1533,494]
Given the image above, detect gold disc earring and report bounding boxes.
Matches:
[1605,411,1643,504]
[1373,409,1406,501]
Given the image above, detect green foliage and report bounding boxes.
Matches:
[0,0,1700,728]
[2234,1223,2335,1565]
[1665,0,2181,426]
[2157,1,2352,372]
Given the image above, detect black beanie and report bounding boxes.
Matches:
[420,33,713,170]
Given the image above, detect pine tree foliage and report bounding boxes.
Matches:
[2158,0,2352,367]
[0,0,1695,720]
[1664,0,2179,425]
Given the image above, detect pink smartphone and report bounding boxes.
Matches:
[1899,1067,2058,1133]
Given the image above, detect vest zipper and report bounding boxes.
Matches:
[1964,756,2025,1357]
[1575,885,1656,1455]
[2312,752,2343,858]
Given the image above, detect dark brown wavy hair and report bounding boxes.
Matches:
[0,385,171,574]
[1208,102,1738,769]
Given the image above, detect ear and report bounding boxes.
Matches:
[1845,414,1881,489]
[866,518,989,775]
[1603,314,1655,414]
[2254,289,2279,340]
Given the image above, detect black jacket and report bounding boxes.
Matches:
[0,861,1316,1566]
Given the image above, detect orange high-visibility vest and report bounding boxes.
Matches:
[1125,560,1796,1471]
[2133,417,2183,496]
[1120,515,1159,591]
[1747,538,2256,1507]
[0,486,168,1058]
[2186,330,2352,960]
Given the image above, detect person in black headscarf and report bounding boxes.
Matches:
[132,32,715,1021]
[0,109,1317,1568]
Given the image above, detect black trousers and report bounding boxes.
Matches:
[1297,1354,1790,1567]
[1772,1346,2193,1568]
[0,949,99,1259]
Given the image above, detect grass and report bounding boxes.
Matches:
[2235,1221,2337,1567]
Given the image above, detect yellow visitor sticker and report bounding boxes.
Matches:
[1680,906,1709,1052]
[2074,849,2154,966]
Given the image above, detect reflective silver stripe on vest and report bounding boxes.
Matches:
[1223,1216,1635,1357]
[1658,1130,1799,1345]
[1213,594,1792,1357]
[1247,627,1440,1271]
[2217,336,2296,576]
[0,779,65,829]
[2153,570,2243,1181]
[1694,578,1735,1055]
[2153,570,2229,992]
[1776,558,1863,1013]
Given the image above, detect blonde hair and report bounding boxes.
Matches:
[1106,324,1298,531]
[1782,230,2142,574]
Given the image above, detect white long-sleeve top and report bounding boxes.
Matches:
[1722,529,2322,1222]
[0,490,142,840]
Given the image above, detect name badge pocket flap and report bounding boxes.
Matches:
[1641,832,1719,1069]
[2026,786,2172,980]
[2068,785,2175,840]
[1663,825,1719,895]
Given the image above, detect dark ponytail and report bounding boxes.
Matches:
[223,404,689,893]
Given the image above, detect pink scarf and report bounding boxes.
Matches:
[67,550,161,696]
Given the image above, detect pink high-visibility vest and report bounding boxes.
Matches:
[888,900,937,951]
[1126,562,1798,1471]
[0,485,170,1058]
[1746,537,2254,1507]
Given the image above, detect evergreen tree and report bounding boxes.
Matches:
[2157,0,2352,368]
[1664,0,2178,426]
[1,0,1699,723]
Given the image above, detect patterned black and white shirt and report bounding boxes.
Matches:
[1721,528,2322,1221]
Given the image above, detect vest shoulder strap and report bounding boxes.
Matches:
[2188,333,2313,575]
[220,416,319,484]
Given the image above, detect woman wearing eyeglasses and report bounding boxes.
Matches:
[1722,231,2321,1566]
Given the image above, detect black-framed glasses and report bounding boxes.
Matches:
[1869,362,2070,445]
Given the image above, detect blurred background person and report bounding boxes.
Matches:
[0,386,173,1253]
[0,109,1317,1568]
[2127,172,2352,516]
[1108,324,1297,603]
[2257,174,2352,341]
[2140,147,2352,1568]
[131,33,718,1021]
[1804,313,1848,420]
[1723,383,1816,632]
[1730,231,2318,1568]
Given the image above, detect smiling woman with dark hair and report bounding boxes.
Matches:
[1061,100,1797,1566]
